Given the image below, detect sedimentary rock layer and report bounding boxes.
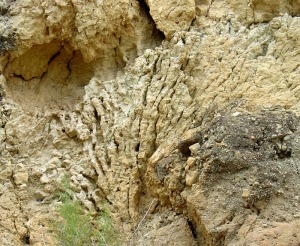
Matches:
[0,0,299,245]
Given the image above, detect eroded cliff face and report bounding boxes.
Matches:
[0,0,300,245]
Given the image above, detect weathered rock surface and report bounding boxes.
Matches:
[0,0,300,245]
[146,0,195,39]
[136,217,197,246]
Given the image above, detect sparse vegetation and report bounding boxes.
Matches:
[50,175,119,246]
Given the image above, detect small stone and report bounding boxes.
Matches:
[185,170,199,186]
[65,126,77,138]
[19,184,27,189]
[186,157,196,168]
[270,19,281,29]
[232,112,241,117]
[0,166,12,180]
[82,200,96,213]
[35,190,50,201]
[189,143,201,156]
[281,143,287,151]
[235,151,242,158]
[61,159,71,168]
[52,150,63,158]
[40,174,50,184]
[294,213,300,218]
[277,189,284,195]
[242,189,250,198]
[15,163,25,170]
[44,184,55,192]
[47,157,61,168]
[13,172,29,185]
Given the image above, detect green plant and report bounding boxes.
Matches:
[92,207,120,246]
[50,176,119,246]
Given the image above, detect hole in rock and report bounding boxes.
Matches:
[187,219,198,239]
[21,234,30,244]
[36,197,44,202]
[137,0,165,40]
[3,41,94,110]
[135,142,140,152]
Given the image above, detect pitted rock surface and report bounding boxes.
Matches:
[0,0,300,245]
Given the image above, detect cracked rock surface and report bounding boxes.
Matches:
[0,0,300,245]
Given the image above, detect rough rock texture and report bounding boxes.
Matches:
[136,217,197,246]
[0,0,300,245]
[146,0,195,39]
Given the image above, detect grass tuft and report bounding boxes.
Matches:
[50,175,119,246]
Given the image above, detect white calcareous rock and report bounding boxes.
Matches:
[185,170,200,187]
[146,0,195,39]
[13,171,29,186]
[0,0,300,245]
[189,143,201,156]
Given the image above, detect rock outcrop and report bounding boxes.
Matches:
[0,0,300,245]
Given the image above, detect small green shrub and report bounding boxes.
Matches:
[50,176,119,246]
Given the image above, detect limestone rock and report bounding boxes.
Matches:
[195,0,300,25]
[146,0,196,39]
[13,164,28,186]
[139,218,197,245]
[0,0,300,245]
[242,189,250,198]
[189,143,201,157]
[40,174,50,184]
[13,172,28,186]
[185,170,199,186]
[186,157,196,169]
